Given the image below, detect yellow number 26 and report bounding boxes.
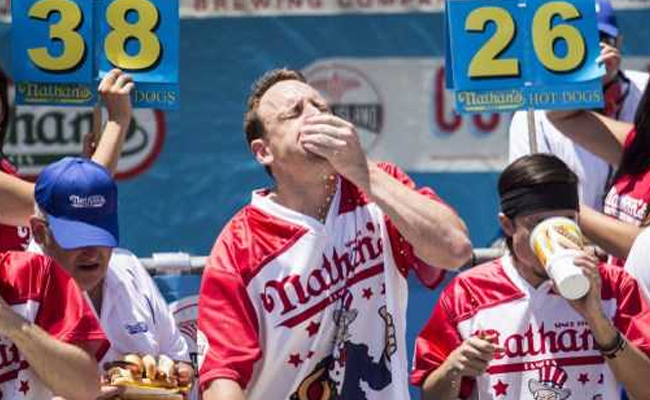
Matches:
[466,1,587,79]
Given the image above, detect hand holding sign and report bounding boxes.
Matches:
[12,0,179,109]
[445,0,605,113]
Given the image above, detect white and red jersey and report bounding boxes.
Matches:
[411,255,650,400]
[603,128,650,266]
[0,159,30,252]
[0,251,109,399]
[197,163,448,400]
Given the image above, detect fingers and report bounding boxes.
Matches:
[306,114,354,129]
[176,362,194,386]
[450,336,501,377]
[114,73,134,94]
[98,69,134,95]
[573,253,599,271]
[300,133,347,149]
[301,124,348,140]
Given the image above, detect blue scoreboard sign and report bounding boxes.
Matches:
[445,0,604,113]
[12,0,179,109]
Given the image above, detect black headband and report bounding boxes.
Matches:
[500,182,579,219]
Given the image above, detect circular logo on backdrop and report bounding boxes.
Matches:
[3,78,165,180]
[304,64,384,151]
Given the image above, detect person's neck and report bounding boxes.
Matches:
[272,172,337,223]
[88,282,104,316]
[510,255,547,289]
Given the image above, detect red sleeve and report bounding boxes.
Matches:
[35,259,109,361]
[611,268,650,357]
[198,245,261,392]
[623,127,637,151]
[377,162,448,289]
[410,287,475,398]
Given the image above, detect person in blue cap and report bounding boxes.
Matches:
[28,156,194,398]
[509,0,649,211]
[0,68,134,251]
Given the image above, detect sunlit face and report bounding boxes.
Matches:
[33,219,112,292]
[502,209,578,280]
[255,80,333,177]
[48,243,112,292]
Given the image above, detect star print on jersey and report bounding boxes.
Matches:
[362,288,373,300]
[306,321,320,337]
[288,353,303,368]
[18,380,29,396]
[493,379,509,396]
[578,373,590,385]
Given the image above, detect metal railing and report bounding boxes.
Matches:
[140,248,506,274]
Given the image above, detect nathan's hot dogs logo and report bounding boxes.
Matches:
[304,64,383,151]
[4,81,165,180]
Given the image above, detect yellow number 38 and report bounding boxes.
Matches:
[27,0,161,72]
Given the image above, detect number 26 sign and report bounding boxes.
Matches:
[12,0,179,109]
[445,0,604,113]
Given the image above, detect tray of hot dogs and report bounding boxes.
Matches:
[103,354,191,399]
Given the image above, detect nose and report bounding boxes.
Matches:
[77,247,101,261]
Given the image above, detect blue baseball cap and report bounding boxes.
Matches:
[35,157,119,250]
[596,0,618,38]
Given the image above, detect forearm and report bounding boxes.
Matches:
[91,118,130,175]
[358,163,471,270]
[546,110,626,166]
[421,363,461,400]
[0,172,35,227]
[580,206,641,259]
[203,379,246,400]
[5,319,100,400]
[586,312,650,400]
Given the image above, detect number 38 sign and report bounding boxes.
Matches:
[12,0,179,109]
[445,0,604,113]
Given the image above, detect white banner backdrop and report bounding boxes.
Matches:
[303,58,512,172]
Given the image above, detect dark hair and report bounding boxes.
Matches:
[243,68,307,147]
[614,85,650,181]
[0,66,8,155]
[499,154,578,198]
[242,69,306,178]
[499,154,578,251]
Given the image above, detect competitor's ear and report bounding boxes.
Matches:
[499,213,515,237]
[251,138,273,167]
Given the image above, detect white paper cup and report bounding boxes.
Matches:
[546,250,590,300]
[530,217,590,300]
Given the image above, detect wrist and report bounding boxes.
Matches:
[586,313,618,350]
[346,160,372,193]
[596,330,627,359]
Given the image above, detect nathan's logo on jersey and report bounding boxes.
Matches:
[69,194,106,209]
[0,338,28,384]
[305,64,383,151]
[4,78,165,181]
[528,365,572,400]
[124,322,149,335]
[603,190,648,223]
[478,323,597,360]
[260,222,383,326]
